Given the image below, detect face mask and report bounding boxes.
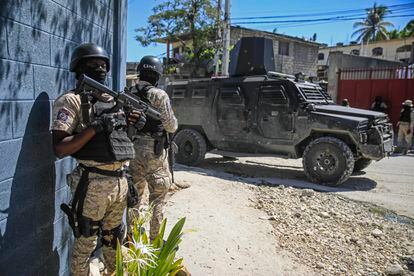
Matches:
[84,67,107,84]
[140,71,159,86]
[79,59,108,84]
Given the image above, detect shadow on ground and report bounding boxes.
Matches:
[175,156,377,193]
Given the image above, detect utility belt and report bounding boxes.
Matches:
[60,164,133,246]
[133,131,169,157]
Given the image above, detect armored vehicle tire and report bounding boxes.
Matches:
[174,129,207,166]
[353,158,372,173]
[302,137,355,186]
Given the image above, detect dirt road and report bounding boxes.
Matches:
[197,153,414,218]
[164,153,414,275]
[166,169,316,276]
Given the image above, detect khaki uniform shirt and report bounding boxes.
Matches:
[51,91,126,170]
[145,85,178,134]
[132,84,178,150]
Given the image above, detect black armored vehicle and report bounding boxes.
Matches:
[167,37,393,186]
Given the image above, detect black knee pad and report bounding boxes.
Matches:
[101,224,125,249]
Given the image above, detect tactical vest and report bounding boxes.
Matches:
[134,83,165,135]
[72,100,135,162]
[399,107,412,123]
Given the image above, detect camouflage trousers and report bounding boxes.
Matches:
[68,166,128,276]
[129,146,172,240]
[397,122,413,150]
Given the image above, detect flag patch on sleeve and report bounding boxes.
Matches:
[57,108,70,122]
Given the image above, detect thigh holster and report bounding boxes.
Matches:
[61,164,125,238]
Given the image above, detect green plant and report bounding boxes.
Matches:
[116,210,186,276]
[135,0,219,68]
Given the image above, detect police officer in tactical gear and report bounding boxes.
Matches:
[396,100,414,155]
[52,43,141,275]
[128,56,178,241]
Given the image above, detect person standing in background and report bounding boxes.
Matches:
[396,100,414,155]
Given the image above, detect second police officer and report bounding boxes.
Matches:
[128,56,178,241]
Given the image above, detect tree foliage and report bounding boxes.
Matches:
[386,20,414,39]
[135,0,219,64]
[400,19,414,38]
[352,3,394,42]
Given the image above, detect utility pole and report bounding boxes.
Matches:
[222,0,231,76]
[214,0,222,75]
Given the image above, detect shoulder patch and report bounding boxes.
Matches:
[57,108,70,122]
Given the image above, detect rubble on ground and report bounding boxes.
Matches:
[251,184,414,276]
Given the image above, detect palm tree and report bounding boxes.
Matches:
[401,20,414,37]
[352,3,394,42]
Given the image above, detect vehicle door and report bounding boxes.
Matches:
[216,85,249,138]
[257,83,294,139]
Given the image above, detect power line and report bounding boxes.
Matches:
[232,14,414,25]
[231,2,414,16]
[231,3,414,20]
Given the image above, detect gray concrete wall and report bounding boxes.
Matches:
[327,52,402,101]
[0,0,127,274]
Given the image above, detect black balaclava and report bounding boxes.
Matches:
[403,105,412,111]
[139,70,160,87]
[77,58,107,84]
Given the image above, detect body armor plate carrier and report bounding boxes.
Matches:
[72,100,135,162]
[400,107,412,123]
[134,83,167,156]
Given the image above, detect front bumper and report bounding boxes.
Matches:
[359,124,394,160]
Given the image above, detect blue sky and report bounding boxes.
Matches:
[126,0,414,62]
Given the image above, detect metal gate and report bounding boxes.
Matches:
[337,66,414,127]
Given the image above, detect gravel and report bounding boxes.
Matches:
[252,185,414,276]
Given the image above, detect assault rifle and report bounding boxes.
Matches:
[76,74,161,123]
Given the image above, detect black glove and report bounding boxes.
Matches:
[134,112,147,131]
[90,114,116,133]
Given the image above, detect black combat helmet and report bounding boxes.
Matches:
[137,56,163,76]
[70,43,110,72]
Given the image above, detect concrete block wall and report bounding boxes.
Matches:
[0,0,125,274]
[293,43,318,77]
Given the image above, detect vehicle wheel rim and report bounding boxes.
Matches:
[183,141,193,157]
[315,150,338,174]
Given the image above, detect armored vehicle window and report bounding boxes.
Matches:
[192,88,207,98]
[220,87,243,104]
[172,87,186,98]
[260,85,287,104]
